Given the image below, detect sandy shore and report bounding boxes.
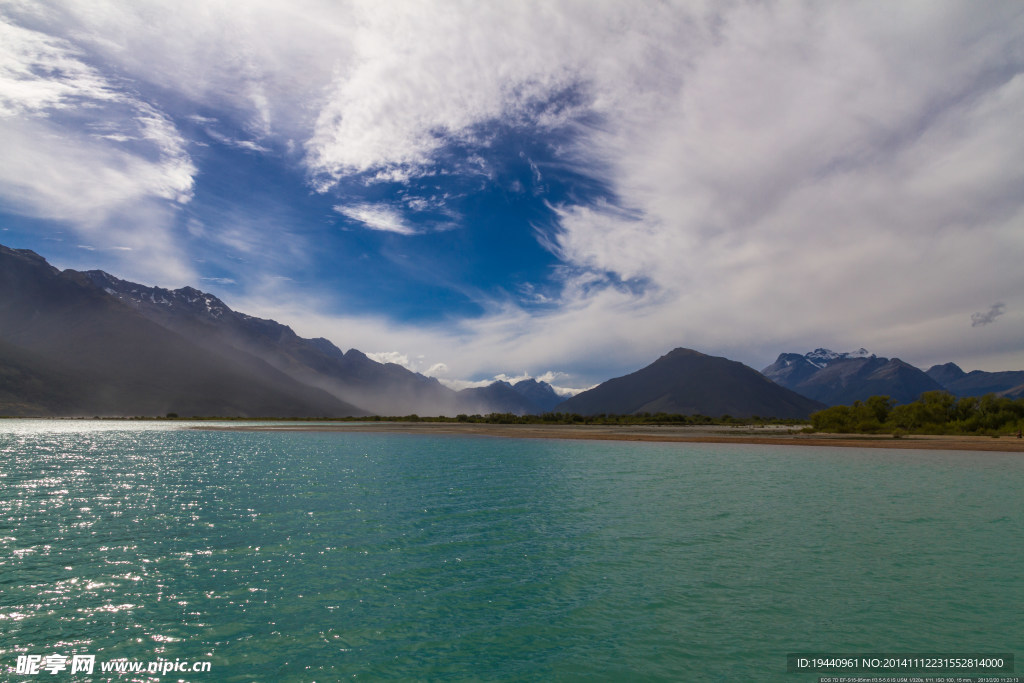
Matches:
[198,422,1024,452]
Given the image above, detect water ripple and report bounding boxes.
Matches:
[1,422,1022,680]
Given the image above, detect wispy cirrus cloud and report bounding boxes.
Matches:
[0,18,119,115]
[201,128,271,153]
[0,15,195,203]
[200,276,237,285]
[0,10,196,282]
[334,203,416,235]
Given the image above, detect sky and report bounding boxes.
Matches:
[1,0,1023,392]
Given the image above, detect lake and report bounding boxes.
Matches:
[1,421,1021,681]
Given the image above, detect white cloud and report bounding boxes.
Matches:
[0,17,119,115]
[0,114,194,225]
[0,16,195,204]
[282,0,1014,377]
[201,125,271,153]
[3,0,1024,380]
[425,362,448,376]
[334,203,417,235]
[303,0,652,183]
[533,2,1024,373]
[365,351,413,368]
[5,0,357,140]
[0,11,196,281]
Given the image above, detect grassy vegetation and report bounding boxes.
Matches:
[810,391,1024,436]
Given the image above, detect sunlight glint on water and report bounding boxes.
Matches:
[1,421,1021,681]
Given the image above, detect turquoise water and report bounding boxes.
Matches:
[1,421,1021,681]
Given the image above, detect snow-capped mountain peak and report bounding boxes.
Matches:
[804,347,873,368]
[84,271,231,319]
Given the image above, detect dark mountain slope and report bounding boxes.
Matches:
[0,245,364,417]
[556,348,823,418]
[0,337,95,416]
[83,270,467,416]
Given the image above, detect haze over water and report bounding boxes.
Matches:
[2,421,1021,681]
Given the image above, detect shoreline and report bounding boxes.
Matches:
[196,422,1024,452]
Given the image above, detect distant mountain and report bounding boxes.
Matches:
[508,378,564,413]
[457,381,535,415]
[762,348,944,405]
[456,378,564,415]
[924,362,966,387]
[0,245,364,417]
[555,348,823,418]
[925,362,1024,398]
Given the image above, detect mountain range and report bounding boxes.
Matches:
[0,244,562,417]
[2,243,1021,418]
[763,348,1024,405]
[923,363,1024,399]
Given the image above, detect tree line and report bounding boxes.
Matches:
[381,412,804,425]
[131,412,802,425]
[810,391,1024,436]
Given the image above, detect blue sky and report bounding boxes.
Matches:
[1,1,1023,391]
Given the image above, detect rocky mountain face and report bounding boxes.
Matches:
[761,348,944,406]
[555,348,824,418]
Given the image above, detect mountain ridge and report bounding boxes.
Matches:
[925,362,1024,398]
[762,349,945,406]
[764,348,1024,406]
[0,244,564,417]
[555,348,824,418]
[0,245,365,417]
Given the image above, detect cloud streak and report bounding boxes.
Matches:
[972,303,1006,327]
[335,204,417,235]
[0,10,197,282]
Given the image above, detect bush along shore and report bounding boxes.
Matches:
[810,391,1024,436]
